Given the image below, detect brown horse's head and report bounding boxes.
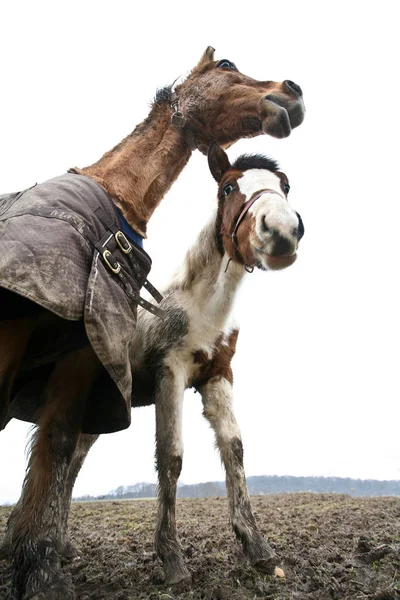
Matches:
[208,142,304,271]
[172,47,305,152]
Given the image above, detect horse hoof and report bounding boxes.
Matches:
[61,539,80,561]
[27,593,75,600]
[23,578,76,600]
[252,556,278,575]
[13,549,76,600]
[164,564,192,586]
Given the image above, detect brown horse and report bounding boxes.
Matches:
[0,47,305,599]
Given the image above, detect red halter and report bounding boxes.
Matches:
[230,188,284,255]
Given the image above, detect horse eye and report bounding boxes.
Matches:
[223,184,235,196]
[283,183,290,194]
[217,60,237,71]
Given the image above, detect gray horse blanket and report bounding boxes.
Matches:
[0,173,162,434]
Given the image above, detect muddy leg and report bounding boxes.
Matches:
[0,432,98,565]
[0,318,33,561]
[0,494,23,561]
[10,346,101,600]
[200,376,278,575]
[154,367,190,585]
[60,433,98,560]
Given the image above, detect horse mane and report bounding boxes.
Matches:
[154,86,172,105]
[232,154,280,172]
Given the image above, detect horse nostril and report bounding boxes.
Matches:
[272,235,292,256]
[284,80,303,97]
[262,218,270,233]
[295,211,305,241]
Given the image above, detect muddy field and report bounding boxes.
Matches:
[1,493,400,599]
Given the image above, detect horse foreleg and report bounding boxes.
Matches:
[0,318,33,561]
[154,365,190,585]
[0,431,98,566]
[10,345,101,600]
[60,432,98,560]
[199,375,279,575]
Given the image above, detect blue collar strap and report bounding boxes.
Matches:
[116,207,144,248]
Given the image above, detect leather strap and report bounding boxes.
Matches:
[229,188,284,267]
[95,231,165,320]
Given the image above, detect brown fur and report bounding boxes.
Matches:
[11,347,101,599]
[72,48,304,236]
[218,171,258,266]
[192,328,239,388]
[13,347,101,542]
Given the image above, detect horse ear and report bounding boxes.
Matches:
[198,46,215,66]
[208,142,231,182]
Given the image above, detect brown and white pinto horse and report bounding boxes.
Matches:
[4,143,304,588]
[0,47,305,599]
[136,143,304,583]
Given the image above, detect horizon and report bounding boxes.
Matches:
[75,473,400,502]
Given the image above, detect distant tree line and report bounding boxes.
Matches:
[73,475,400,502]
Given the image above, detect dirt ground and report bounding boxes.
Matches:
[1,493,400,600]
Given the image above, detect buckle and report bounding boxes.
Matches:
[103,250,121,274]
[171,111,186,127]
[115,230,132,254]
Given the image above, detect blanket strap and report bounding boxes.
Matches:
[116,270,165,319]
[107,225,164,305]
[95,231,165,320]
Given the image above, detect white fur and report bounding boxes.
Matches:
[201,377,241,442]
[238,170,299,263]
[136,168,301,383]
[237,169,284,200]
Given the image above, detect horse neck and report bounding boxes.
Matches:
[75,103,191,237]
[174,213,245,313]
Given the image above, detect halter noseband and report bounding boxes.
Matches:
[227,188,285,271]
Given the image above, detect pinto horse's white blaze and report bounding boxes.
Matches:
[237,169,300,270]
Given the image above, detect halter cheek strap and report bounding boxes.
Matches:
[170,73,188,128]
[170,74,210,155]
[228,188,285,270]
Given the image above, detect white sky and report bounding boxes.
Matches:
[0,1,399,504]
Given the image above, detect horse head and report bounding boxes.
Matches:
[208,142,304,271]
[171,46,305,152]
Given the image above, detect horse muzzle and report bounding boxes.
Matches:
[254,209,304,270]
[265,252,297,271]
[263,91,305,135]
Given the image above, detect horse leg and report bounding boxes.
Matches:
[0,494,23,561]
[60,433,99,560]
[0,318,34,560]
[199,375,279,575]
[10,345,101,600]
[154,366,190,585]
[0,430,98,565]
[0,318,33,428]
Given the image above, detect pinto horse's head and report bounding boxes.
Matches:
[172,47,305,152]
[208,142,304,271]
